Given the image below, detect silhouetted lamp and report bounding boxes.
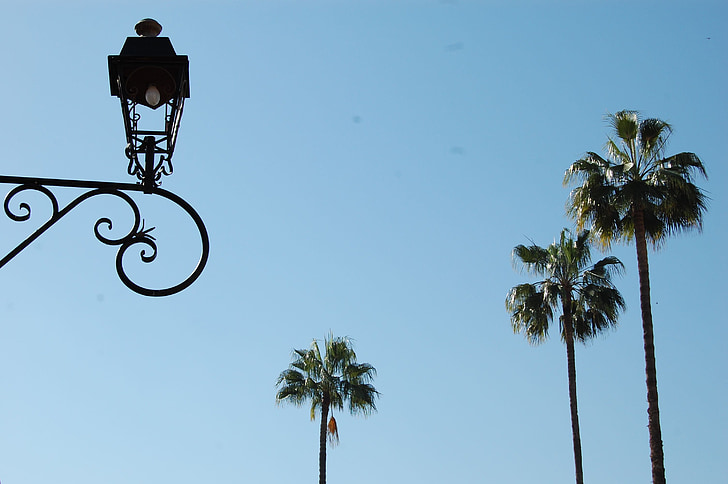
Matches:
[0,19,208,296]
[108,19,190,192]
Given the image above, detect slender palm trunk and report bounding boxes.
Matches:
[563,297,584,484]
[319,395,330,484]
[634,207,666,484]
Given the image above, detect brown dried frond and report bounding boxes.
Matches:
[327,415,340,446]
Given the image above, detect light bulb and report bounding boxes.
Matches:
[145,85,161,107]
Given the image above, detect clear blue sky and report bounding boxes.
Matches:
[0,1,725,483]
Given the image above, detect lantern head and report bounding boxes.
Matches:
[108,19,189,186]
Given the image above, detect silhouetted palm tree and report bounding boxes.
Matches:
[507,229,625,484]
[276,334,379,484]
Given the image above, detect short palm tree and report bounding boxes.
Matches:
[564,110,707,484]
[506,229,625,484]
[276,334,379,484]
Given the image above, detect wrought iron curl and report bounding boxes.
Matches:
[90,189,145,246]
[129,101,141,133]
[155,155,174,181]
[124,100,146,181]
[4,183,60,223]
[109,185,209,297]
[126,143,142,179]
[0,177,209,297]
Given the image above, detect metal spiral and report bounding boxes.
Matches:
[0,176,209,297]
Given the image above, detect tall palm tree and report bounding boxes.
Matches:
[276,334,379,484]
[506,229,625,484]
[564,110,707,484]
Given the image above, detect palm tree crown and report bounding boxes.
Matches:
[507,228,625,484]
[507,229,625,344]
[276,334,378,484]
[564,110,707,248]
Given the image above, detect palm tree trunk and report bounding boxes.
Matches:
[319,395,330,484]
[634,207,666,484]
[563,297,584,484]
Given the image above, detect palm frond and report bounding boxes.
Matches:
[607,110,639,142]
[276,369,315,406]
[573,285,625,341]
[660,152,707,180]
[585,256,624,282]
[571,229,592,272]
[345,382,380,415]
[565,156,624,247]
[605,139,632,168]
[512,244,550,275]
[343,362,377,384]
[506,283,554,345]
[639,118,672,161]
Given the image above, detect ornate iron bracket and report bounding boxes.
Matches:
[0,175,209,297]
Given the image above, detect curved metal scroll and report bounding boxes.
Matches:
[0,176,209,297]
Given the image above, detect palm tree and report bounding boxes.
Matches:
[506,229,625,484]
[564,110,707,484]
[276,334,379,484]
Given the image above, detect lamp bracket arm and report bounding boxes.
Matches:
[0,175,209,297]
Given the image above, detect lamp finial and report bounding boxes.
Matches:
[135,19,162,38]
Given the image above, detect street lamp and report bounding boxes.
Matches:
[108,18,190,194]
[0,19,209,297]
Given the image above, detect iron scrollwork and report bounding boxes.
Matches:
[121,84,186,189]
[0,175,209,297]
